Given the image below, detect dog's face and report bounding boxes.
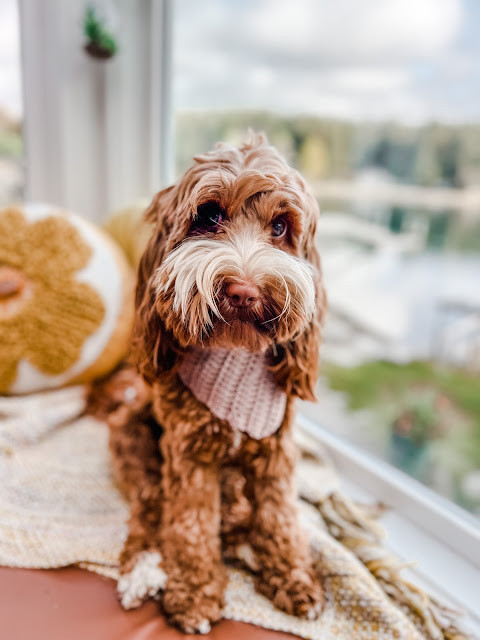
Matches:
[136,135,326,399]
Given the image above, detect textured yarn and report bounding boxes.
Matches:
[178,347,286,439]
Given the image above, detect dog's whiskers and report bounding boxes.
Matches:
[154,221,316,347]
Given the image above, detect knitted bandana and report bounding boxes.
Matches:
[178,347,287,439]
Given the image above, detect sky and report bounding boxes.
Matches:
[174,0,480,124]
[1,0,480,124]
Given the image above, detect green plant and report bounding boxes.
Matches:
[84,6,117,58]
[325,360,480,467]
[391,391,439,445]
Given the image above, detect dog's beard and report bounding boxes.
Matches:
[153,230,316,351]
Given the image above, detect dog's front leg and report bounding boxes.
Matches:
[153,379,229,634]
[245,424,325,620]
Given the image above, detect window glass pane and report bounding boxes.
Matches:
[173,0,480,516]
[0,0,23,204]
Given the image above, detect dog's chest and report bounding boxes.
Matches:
[178,347,286,439]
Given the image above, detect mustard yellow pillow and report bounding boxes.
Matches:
[0,204,135,394]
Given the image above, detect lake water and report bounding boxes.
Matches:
[319,205,480,366]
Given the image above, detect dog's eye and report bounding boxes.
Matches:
[192,202,224,232]
[271,217,287,238]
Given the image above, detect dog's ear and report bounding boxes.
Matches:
[133,186,180,383]
[270,189,327,401]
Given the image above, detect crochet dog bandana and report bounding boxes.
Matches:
[178,347,287,439]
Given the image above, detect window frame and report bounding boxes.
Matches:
[19,0,174,222]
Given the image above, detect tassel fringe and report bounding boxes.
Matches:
[304,491,473,640]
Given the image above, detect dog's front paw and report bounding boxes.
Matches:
[257,566,325,620]
[168,612,215,635]
[162,576,225,634]
[117,550,167,609]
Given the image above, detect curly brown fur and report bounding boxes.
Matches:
[112,133,327,633]
[87,367,162,570]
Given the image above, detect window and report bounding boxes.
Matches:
[173,0,480,516]
[0,0,23,205]
[8,0,480,628]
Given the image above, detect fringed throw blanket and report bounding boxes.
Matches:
[0,387,470,640]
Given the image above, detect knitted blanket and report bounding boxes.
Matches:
[0,387,469,640]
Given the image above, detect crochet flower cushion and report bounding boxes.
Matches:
[0,204,135,394]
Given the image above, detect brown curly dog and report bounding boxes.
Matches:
[109,133,327,634]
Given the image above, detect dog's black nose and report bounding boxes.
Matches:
[225,282,260,308]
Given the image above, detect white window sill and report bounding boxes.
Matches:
[297,413,480,635]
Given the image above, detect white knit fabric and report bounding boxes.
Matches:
[178,348,286,439]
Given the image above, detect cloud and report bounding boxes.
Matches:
[245,0,461,64]
[174,0,474,124]
[325,68,410,93]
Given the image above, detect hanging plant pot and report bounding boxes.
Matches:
[83,5,118,61]
[84,41,115,60]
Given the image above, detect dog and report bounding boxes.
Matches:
[109,133,327,633]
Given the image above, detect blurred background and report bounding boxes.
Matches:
[1,0,479,515]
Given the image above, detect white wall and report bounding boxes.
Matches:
[19,0,173,222]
